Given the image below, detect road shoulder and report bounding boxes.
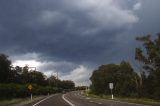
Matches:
[12,96,46,106]
[82,91,160,106]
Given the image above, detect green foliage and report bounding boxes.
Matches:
[0,84,28,99]
[135,33,160,99]
[115,61,138,97]
[10,66,47,86]
[135,34,160,71]
[75,86,87,90]
[0,53,75,100]
[90,64,119,94]
[0,84,60,99]
[90,61,138,97]
[47,75,57,87]
[0,54,11,83]
[58,80,75,90]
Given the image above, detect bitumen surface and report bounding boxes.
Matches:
[23,91,159,106]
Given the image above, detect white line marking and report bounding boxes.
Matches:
[117,101,151,106]
[77,91,150,106]
[32,95,56,106]
[109,100,151,106]
[98,102,102,104]
[62,94,75,106]
[86,97,90,99]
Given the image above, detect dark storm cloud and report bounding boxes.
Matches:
[0,0,138,64]
[1,0,160,84]
[106,0,160,71]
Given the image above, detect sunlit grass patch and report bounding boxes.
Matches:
[116,97,160,105]
[0,96,45,106]
[0,98,29,106]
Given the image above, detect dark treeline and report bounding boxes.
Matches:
[90,33,160,99]
[0,54,75,99]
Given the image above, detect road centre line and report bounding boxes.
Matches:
[32,94,57,106]
[62,94,75,106]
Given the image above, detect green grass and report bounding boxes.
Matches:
[0,98,29,106]
[83,92,111,99]
[0,96,45,106]
[115,97,160,105]
[82,91,160,105]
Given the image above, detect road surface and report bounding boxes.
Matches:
[23,91,158,106]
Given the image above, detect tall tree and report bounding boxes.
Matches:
[115,61,138,97]
[135,34,160,71]
[10,66,23,83]
[58,80,75,90]
[90,64,119,94]
[90,61,138,97]
[0,53,11,83]
[47,75,57,87]
[135,33,160,98]
[29,70,46,86]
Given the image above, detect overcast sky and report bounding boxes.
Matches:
[0,0,160,85]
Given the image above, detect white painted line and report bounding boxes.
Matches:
[110,100,151,106]
[86,97,91,99]
[32,95,56,106]
[62,94,75,106]
[98,102,102,104]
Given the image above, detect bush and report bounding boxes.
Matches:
[0,84,28,99]
[0,83,59,100]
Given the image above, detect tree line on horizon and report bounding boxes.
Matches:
[0,54,75,99]
[90,33,160,99]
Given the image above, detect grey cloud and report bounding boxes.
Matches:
[0,0,139,64]
[0,0,159,84]
[37,61,77,74]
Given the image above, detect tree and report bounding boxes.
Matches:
[28,71,46,86]
[90,61,138,97]
[115,61,138,97]
[10,66,23,83]
[20,65,30,84]
[0,53,11,83]
[90,64,119,95]
[47,75,57,87]
[135,34,160,71]
[58,80,75,90]
[135,33,160,99]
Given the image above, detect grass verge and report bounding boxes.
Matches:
[0,96,45,106]
[0,98,29,106]
[82,91,160,105]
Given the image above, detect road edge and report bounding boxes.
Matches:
[62,94,75,106]
[32,94,57,106]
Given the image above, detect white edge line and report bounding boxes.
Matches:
[62,94,75,106]
[32,95,56,106]
[78,91,150,106]
[109,100,151,106]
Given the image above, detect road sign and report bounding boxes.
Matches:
[28,84,33,101]
[28,84,32,91]
[109,83,113,89]
[109,83,114,99]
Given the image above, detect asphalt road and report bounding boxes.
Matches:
[23,91,158,106]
